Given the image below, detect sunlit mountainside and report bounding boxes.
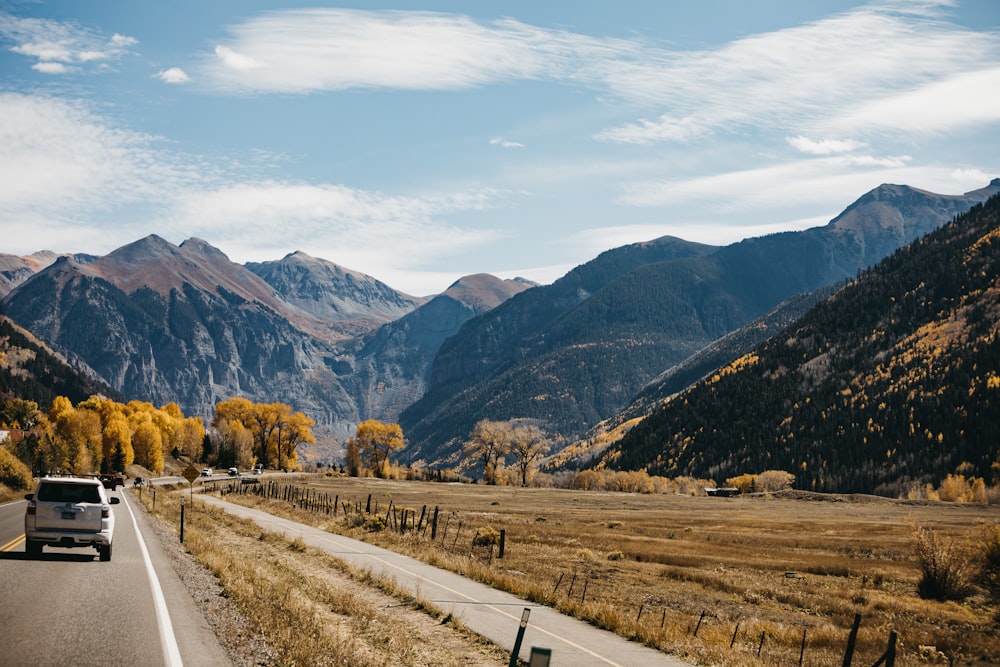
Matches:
[599,194,1000,495]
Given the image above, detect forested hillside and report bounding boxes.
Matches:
[600,195,1000,495]
[0,316,117,407]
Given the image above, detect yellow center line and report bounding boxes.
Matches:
[1,534,25,552]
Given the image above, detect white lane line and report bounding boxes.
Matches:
[122,493,184,667]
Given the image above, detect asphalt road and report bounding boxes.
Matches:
[201,494,689,667]
[0,490,231,667]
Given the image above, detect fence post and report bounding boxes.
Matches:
[757,631,766,657]
[872,630,897,667]
[498,529,506,559]
[730,622,741,648]
[799,628,807,667]
[431,506,439,540]
[842,613,861,667]
[693,610,706,637]
[551,572,564,595]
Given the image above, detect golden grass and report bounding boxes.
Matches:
[135,485,509,666]
[206,476,1000,666]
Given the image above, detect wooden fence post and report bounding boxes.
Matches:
[551,572,564,595]
[693,610,706,637]
[730,622,741,648]
[431,506,439,540]
[842,612,861,667]
[871,630,897,667]
[799,628,807,667]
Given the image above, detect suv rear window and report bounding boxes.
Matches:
[36,482,102,503]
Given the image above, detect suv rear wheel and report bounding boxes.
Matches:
[99,544,112,562]
[25,539,42,558]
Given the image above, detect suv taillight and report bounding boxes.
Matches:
[27,502,36,515]
[101,505,110,518]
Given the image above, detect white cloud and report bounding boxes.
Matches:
[595,6,1000,143]
[825,67,1000,135]
[0,94,168,215]
[490,137,524,149]
[201,10,541,93]
[0,93,507,284]
[951,168,993,184]
[214,45,260,72]
[193,6,999,149]
[163,182,505,280]
[33,61,70,74]
[787,136,867,155]
[157,67,191,84]
[618,158,984,213]
[0,11,137,72]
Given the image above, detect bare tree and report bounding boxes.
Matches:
[462,419,512,484]
[510,423,549,486]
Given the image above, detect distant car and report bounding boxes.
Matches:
[227,467,240,477]
[99,473,119,490]
[201,468,213,477]
[133,476,144,487]
[24,476,120,561]
[253,464,263,474]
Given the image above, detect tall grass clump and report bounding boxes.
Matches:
[979,523,1000,599]
[913,526,974,601]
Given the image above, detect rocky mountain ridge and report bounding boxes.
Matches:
[398,180,1000,466]
[0,238,528,446]
[2,180,997,469]
[598,192,1000,494]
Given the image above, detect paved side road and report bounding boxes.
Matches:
[199,494,689,667]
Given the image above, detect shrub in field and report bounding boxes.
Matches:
[913,526,974,601]
[473,526,500,547]
[979,523,1000,598]
[363,514,388,533]
[0,446,32,490]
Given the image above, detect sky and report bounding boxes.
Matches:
[0,1,998,296]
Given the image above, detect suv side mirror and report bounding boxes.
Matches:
[109,497,121,505]
[24,493,34,501]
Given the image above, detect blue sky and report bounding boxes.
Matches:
[1,1,997,295]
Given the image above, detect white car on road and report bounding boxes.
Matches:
[24,476,120,561]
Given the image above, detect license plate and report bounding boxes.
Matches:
[61,512,76,520]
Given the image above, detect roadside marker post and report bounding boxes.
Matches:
[509,608,531,667]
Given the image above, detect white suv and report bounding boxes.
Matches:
[24,476,120,561]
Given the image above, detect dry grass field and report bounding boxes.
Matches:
[202,475,1000,666]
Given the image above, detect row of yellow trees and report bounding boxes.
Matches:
[212,398,315,471]
[344,417,552,486]
[1,395,314,477]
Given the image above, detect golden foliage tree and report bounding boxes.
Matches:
[352,419,404,478]
[131,420,164,473]
[212,399,313,470]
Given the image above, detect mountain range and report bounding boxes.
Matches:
[2,179,998,479]
[398,180,1000,466]
[597,192,1000,495]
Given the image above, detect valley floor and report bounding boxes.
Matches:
[142,475,1000,666]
